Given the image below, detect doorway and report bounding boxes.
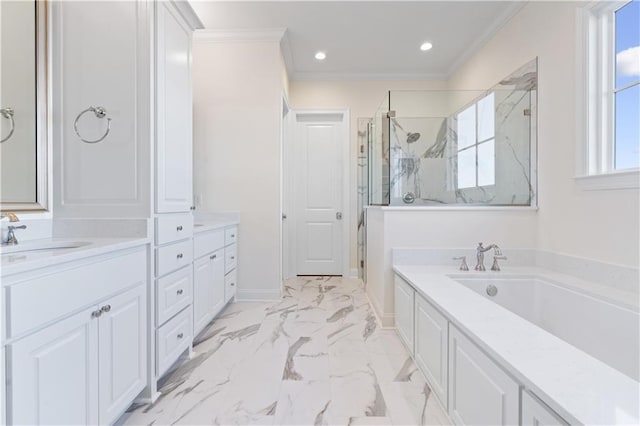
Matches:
[283,110,350,277]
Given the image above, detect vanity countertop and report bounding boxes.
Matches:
[393,264,640,426]
[1,237,150,279]
[193,215,240,234]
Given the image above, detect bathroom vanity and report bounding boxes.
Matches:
[1,239,150,424]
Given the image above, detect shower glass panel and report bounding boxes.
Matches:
[371,59,537,207]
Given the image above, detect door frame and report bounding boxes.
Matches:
[284,108,350,278]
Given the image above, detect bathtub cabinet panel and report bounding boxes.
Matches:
[415,294,449,409]
[522,391,569,426]
[394,275,415,353]
[448,325,519,426]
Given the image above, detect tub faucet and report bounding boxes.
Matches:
[475,242,501,271]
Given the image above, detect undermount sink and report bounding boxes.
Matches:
[0,240,91,255]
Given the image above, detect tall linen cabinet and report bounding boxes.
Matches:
[50,0,203,413]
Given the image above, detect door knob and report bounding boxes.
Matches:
[336,212,343,220]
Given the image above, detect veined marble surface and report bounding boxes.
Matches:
[120,277,451,426]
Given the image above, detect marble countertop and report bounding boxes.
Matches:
[193,213,240,234]
[1,237,150,278]
[393,265,640,426]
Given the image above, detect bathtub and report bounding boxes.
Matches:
[451,274,640,382]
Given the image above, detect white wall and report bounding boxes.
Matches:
[448,1,639,268]
[290,79,447,272]
[193,40,285,300]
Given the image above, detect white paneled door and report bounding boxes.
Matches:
[294,112,346,275]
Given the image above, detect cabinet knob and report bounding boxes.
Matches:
[177,289,184,295]
[230,282,235,287]
[176,225,183,231]
[100,304,111,313]
[91,309,102,318]
[177,253,183,259]
[231,234,235,238]
[230,256,235,260]
[177,332,184,339]
[210,254,216,260]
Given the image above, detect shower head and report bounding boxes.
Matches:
[406,132,421,143]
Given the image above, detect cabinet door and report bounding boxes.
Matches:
[156,2,193,213]
[211,249,226,317]
[98,284,147,425]
[394,275,415,353]
[193,255,214,336]
[51,1,151,217]
[8,306,99,425]
[415,294,449,409]
[448,325,519,425]
[522,391,568,426]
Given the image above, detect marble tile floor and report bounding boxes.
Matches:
[120,276,452,426]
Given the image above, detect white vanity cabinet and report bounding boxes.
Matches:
[448,325,519,426]
[414,294,449,409]
[5,246,148,426]
[394,275,415,353]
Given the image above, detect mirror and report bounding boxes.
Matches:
[0,1,48,212]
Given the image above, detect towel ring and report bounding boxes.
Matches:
[74,106,111,144]
[0,107,15,143]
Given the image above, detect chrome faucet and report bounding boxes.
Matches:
[5,225,27,245]
[475,242,502,271]
[2,213,26,245]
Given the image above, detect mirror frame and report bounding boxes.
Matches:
[1,1,49,212]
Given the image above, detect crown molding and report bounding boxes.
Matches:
[280,30,296,77]
[193,28,287,43]
[291,71,448,82]
[445,1,527,78]
[170,0,204,30]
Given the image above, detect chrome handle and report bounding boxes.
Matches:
[7,225,27,231]
[177,333,184,339]
[100,304,111,313]
[177,253,183,259]
[336,212,343,220]
[210,254,216,259]
[176,225,183,231]
[91,309,102,318]
[177,289,184,295]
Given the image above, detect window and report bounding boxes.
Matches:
[614,0,640,170]
[578,0,640,189]
[457,92,495,189]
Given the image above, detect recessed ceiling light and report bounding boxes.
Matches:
[420,42,433,51]
[315,51,327,60]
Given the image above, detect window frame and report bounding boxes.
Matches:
[576,0,640,190]
[456,92,496,190]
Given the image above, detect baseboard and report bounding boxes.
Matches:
[235,288,282,302]
[365,290,395,328]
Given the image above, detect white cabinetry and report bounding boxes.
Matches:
[448,325,519,426]
[414,294,448,409]
[5,247,147,426]
[522,391,568,426]
[155,1,193,213]
[394,275,415,353]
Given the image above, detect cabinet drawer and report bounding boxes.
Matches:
[156,306,192,377]
[225,244,237,274]
[156,266,193,326]
[224,226,238,246]
[193,229,224,259]
[6,247,147,339]
[225,269,237,302]
[156,239,193,277]
[156,214,193,245]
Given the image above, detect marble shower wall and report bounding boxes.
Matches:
[387,59,538,206]
[357,118,371,281]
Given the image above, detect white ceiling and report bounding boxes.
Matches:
[190,1,525,80]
